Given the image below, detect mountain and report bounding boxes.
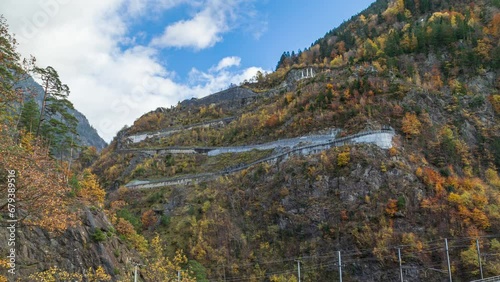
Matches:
[89,0,499,281]
[18,76,107,151]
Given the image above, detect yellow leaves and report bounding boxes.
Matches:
[401,112,422,138]
[143,235,196,282]
[20,131,35,153]
[285,92,294,104]
[429,12,451,23]
[337,147,350,167]
[489,94,500,115]
[461,243,480,272]
[78,169,106,207]
[388,147,398,157]
[270,274,298,282]
[363,38,379,59]
[260,241,270,251]
[402,232,424,252]
[0,259,8,269]
[373,224,395,262]
[486,168,500,188]
[28,266,83,281]
[359,14,367,24]
[330,55,344,68]
[471,208,490,229]
[28,266,111,282]
[114,217,148,253]
[383,0,405,22]
[475,39,493,60]
[448,192,462,206]
[401,33,417,52]
[87,266,112,282]
[380,161,387,173]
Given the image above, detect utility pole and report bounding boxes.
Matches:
[398,248,404,282]
[134,263,144,282]
[476,239,484,280]
[134,264,138,282]
[445,239,452,282]
[178,270,181,281]
[296,260,301,282]
[338,251,342,282]
[223,263,226,282]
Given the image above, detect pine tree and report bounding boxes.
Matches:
[31,65,79,157]
[18,98,40,134]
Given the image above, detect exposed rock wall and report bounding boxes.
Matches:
[0,208,138,281]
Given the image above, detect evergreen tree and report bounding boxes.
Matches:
[32,65,79,157]
[18,98,40,134]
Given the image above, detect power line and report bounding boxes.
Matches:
[210,235,500,282]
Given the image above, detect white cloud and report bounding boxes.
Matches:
[189,58,265,97]
[150,0,259,50]
[212,56,241,71]
[151,11,222,49]
[0,0,265,142]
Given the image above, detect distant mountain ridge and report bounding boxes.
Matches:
[18,76,107,151]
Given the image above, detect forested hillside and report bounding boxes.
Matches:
[2,0,500,281]
[91,0,500,281]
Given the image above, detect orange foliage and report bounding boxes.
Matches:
[340,210,349,221]
[421,168,445,194]
[265,114,280,128]
[141,209,158,229]
[115,218,135,236]
[401,112,421,138]
[132,112,163,132]
[385,199,398,217]
[392,104,404,117]
[0,132,77,232]
[110,200,127,212]
[430,66,443,89]
[388,147,398,157]
[471,208,490,229]
[490,13,500,37]
[415,167,423,178]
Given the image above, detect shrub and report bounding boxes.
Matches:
[91,229,107,242]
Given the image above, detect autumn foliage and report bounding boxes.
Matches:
[141,209,158,229]
[401,112,421,138]
[0,132,77,232]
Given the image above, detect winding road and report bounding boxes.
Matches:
[124,128,395,189]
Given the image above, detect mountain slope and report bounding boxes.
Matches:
[93,0,500,281]
[18,76,107,151]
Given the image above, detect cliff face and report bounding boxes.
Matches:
[180,87,258,109]
[17,76,107,151]
[0,208,138,281]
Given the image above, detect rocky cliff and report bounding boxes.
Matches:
[0,208,138,281]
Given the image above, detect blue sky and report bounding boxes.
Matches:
[128,0,376,79]
[1,0,375,141]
